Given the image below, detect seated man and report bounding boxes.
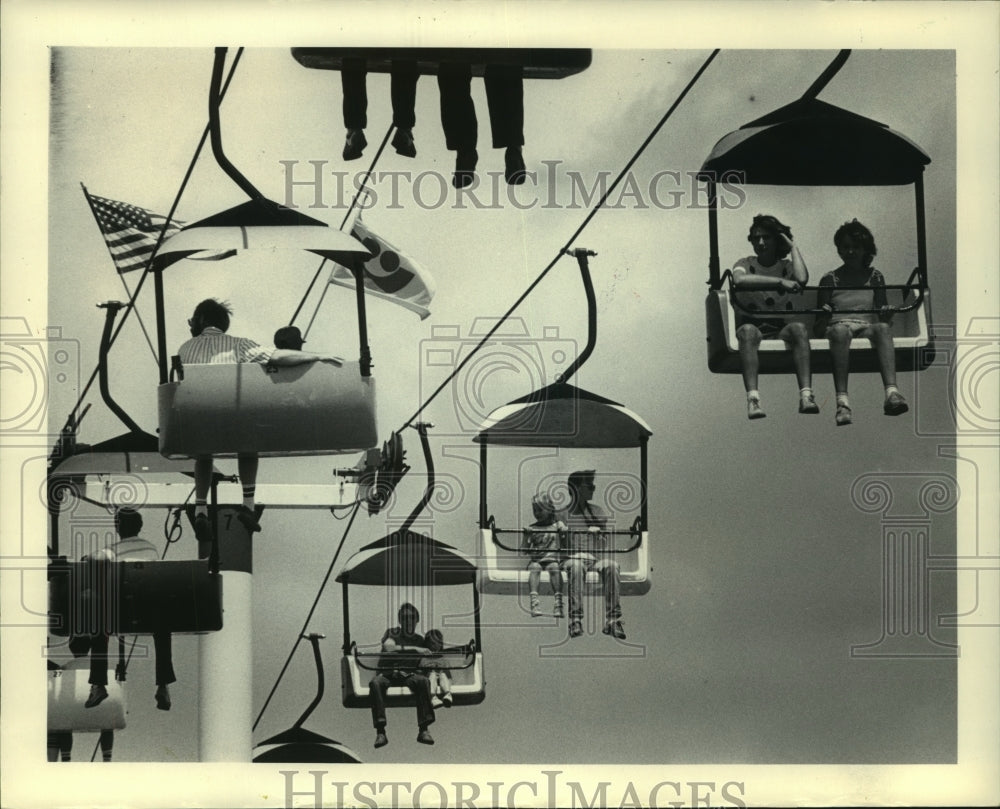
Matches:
[178,299,343,538]
[560,470,625,640]
[81,508,175,711]
[369,602,436,749]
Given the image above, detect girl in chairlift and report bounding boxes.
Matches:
[421,629,453,709]
[523,493,566,618]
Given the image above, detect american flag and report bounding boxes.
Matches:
[85,191,234,273]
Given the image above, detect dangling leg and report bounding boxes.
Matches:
[782,322,818,413]
[85,633,109,708]
[869,323,909,415]
[598,560,625,639]
[546,561,564,617]
[527,561,542,617]
[193,455,214,542]
[484,63,525,185]
[99,729,114,762]
[154,631,175,710]
[736,324,765,419]
[564,559,586,637]
[390,59,418,157]
[236,453,261,533]
[437,62,477,188]
[827,323,854,426]
[370,673,390,748]
[341,56,368,160]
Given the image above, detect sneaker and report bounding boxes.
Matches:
[442,693,453,708]
[836,403,853,426]
[343,129,367,161]
[453,149,478,189]
[85,685,109,709]
[391,127,416,158]
[798,393,820,414]
[193,513,213,544]
[747,399,766,420]
[504,147,526,185]
[417,730,435,745]
[530,595,541,618]
[374,730,388,749]
[553,597,564,618]
[431,695,443,709]
[236,508,261,534]
[883,391,909,416]
[568,620,583,638]
[155,685,171,711]
[602,620,627,640]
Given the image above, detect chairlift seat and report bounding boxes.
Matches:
[48,662,126,732]
[706,286,934,374]
[48,559,223,637]
[341,648,485,708]
[158,361,377,459]
[291,47,591,80]
[476,528,652,596]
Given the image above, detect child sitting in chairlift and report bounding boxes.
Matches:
[523,493,566,618]
[421,629,454,709]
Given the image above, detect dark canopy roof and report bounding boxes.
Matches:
[700,98,930,186]
[474,382,652,448]
[151,199,372,271]
[336,532,477,586]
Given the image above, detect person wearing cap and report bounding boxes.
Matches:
[273,325,306,351]
[81,508,176,712]
[560,470,626,639]
[178,299,343,539]
[369,603,436,748]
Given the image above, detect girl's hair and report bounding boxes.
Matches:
[834,219,877,266]
[531,493,556,522]
[424,629,444,650]
[747,214,793,259]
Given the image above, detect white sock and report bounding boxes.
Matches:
[747,390,761,402]
[800,387,814,399]
[195,503,208,518]
[885,384,899,396]
[836,393,850,407]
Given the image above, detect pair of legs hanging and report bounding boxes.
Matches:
[341,58,419,160]
[438,62,526,187]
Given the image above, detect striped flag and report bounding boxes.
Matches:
[84,190,235,273]
[330,214,436,319]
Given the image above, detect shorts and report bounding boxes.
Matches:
[737,318,794,340]
[827,319,876,338]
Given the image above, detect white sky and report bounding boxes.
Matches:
[2,2,998,808]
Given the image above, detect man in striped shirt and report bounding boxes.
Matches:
[83,508,176,712]
[178,299,344,537]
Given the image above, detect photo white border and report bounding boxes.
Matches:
[2,2,997,807]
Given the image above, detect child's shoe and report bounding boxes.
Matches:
[530,593,541,618]
[883,391,909,416]
[835,403,853,426]
[553,593,564,618]
[431,695,444,709]
[747,398,766,420]
[798,392,820,414]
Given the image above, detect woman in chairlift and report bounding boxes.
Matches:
[815,219,910,426]
[732,214,816,419]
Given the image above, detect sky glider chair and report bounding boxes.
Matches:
[699,50,935,375]
[149,48,377,459]
[475,249,653,597]
[337,425,485,709]
[254,633,362,763]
